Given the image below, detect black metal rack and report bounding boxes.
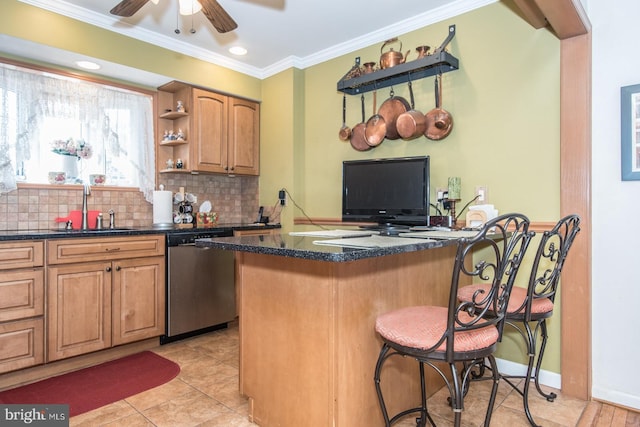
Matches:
[337,25,459,95]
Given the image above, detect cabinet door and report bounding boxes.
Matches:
[112,256,165,346]
[228,97,260,175]
[47,262,112,361]
[192,88,227,173]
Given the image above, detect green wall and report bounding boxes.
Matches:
[1,0,562,373]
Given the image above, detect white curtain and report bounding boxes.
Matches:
[0,62,155,202]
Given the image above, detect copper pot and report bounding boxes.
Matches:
[379,38,410,70]
[396,80,427,140]
[362,62,377,74]
[424,75,453,141]
[365,90,386,147]
[377,89,411,140]
[415,45,431,60]
[350,94,371,151]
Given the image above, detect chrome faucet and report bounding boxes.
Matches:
[81,183,91,230]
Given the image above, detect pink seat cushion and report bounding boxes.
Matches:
[375,306,499,353]
[457,284,554,315]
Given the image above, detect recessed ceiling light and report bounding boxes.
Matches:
[75,60,101,70]
[229,46,248,56]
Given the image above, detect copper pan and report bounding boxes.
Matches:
[350,94,371,151]
[378,88,410,140]
[396,79,427,140]
[364,90,386,147]
[424,74,453,140]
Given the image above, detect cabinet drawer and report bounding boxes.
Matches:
[0,241,44,270]
[0,318,44,374]
[0,269,44,322]
[47,235,165,265]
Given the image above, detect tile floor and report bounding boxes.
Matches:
[70,321,589,427]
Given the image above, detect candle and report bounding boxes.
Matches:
[448,177,461,200]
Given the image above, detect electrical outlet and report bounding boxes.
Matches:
[475,186,488,204]
[436,187,448,202]
[278,189,286,206]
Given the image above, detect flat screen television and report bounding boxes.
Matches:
[342,156,430,232]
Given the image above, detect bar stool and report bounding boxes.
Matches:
[457,214,581,426]
[373,213,533,427]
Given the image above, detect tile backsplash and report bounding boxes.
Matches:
[0,174,259,231]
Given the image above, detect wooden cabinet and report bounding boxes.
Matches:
[0,241,45,374]
[157,81,260,176]
[46,236,165,362]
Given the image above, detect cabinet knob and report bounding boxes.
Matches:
[116,266,121,271]
[106,266,111,272]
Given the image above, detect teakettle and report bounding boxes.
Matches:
[379,38,410,69]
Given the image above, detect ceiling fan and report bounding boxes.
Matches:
[110,0,238,33]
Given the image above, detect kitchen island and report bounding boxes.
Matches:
[196,233,464,427]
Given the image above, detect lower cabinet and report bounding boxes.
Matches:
[0,241,45,374]
[46,236,165,362]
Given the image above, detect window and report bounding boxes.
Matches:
[0,60,155,201]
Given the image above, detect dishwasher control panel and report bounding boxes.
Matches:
[166,229,234,246]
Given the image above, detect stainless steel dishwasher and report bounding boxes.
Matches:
[161,229,236,344]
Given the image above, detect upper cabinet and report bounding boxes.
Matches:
[157,81,260,176]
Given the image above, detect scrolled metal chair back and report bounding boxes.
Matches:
[444,213,534,359]
[518,214,581,320]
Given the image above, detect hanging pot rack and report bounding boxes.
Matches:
[337,25,459,95]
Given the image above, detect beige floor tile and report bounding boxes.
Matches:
[69,400,137,426]
[102,412,155,426]
[142,389,231,427]
[197,410,255,427]
[178,356,239,390]
[501,382,587,426]
[125,377,196,411]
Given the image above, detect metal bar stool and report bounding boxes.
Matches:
[457,214,581,426]
[374,213,534,427]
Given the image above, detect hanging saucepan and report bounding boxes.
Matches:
[339,94,351,141]
[424,74,453,140]
[364,89,386,147]
[396,78,427,140]
[377,88,411,140]
[350,94,371,151]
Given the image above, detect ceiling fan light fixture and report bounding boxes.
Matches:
[75,60,101,70]
[229,46,247,56]
[178,0,203,16]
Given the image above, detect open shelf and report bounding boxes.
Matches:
[160,139,187,146]
[337,25,458,95]
[159,111,188,120]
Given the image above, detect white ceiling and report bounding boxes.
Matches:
[15,0,496,81]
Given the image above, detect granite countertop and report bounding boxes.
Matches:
[0,223,281,241]
[195,233,458,262]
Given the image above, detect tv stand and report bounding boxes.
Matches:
[359,223,411,236]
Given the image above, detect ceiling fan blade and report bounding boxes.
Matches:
[199,0,238,33]
[110,0,150,17]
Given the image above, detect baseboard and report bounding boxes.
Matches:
[495,357,561,390]
[592,387,640,411]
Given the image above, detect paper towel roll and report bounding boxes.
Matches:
[153,190,173,226]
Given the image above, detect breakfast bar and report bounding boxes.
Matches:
[196,233,465,427]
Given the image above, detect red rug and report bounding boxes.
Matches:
[0,351,180,417]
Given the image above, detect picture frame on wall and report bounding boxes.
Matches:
[621,83,640,180]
